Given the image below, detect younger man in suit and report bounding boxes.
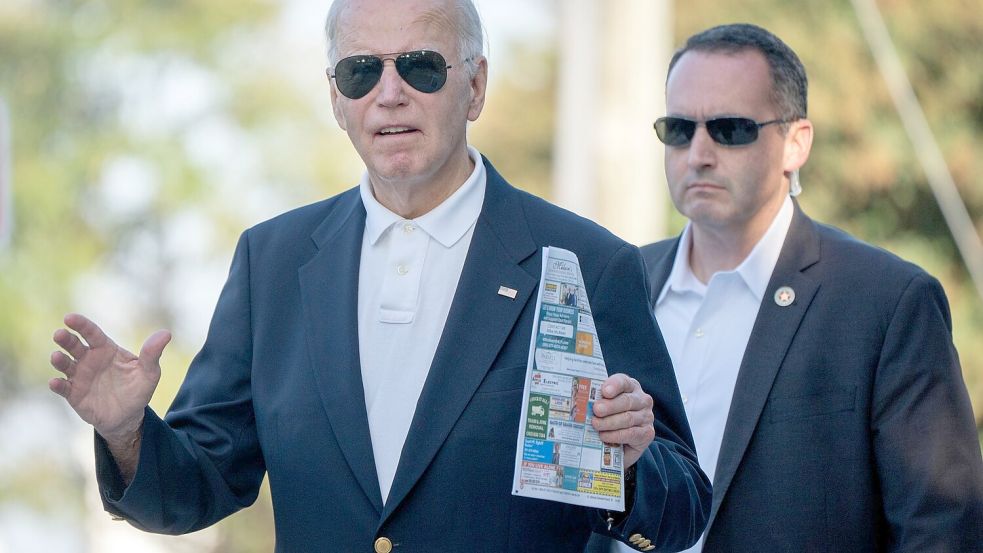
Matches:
[594,22,982,553]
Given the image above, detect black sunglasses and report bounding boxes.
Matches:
[654,116,787,147]
[328,50,461,99]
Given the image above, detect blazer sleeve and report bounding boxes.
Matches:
[871,272,983,551]
[95,231,265,534]
[587,243,712,551]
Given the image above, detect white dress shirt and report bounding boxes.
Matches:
[615,196,793,553]
[357,146,486,504]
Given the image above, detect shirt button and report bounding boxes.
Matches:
[396,264,409,275]
[695,328,704,338]
[403,223,415,233]
[682,395,688,404]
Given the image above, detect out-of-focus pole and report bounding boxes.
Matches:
[0,97,12,250]
[554,0,673,246]
[851,0,983,300]
[553,0,600,222]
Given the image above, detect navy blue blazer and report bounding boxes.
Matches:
[629,205,981,552]
[95,158,711,552]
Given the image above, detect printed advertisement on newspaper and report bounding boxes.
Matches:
[511,246,625,511]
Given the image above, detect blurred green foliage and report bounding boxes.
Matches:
[0,0,979,551]
[1,0,278,550]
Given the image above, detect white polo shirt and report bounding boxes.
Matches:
[357,146,486,505]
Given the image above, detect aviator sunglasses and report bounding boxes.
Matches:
[654,116,788,147]
[328,50,463,99]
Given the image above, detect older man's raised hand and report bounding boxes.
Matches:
[49,313,170,450]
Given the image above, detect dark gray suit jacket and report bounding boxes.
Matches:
[590,204,983,552]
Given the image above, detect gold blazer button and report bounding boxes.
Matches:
[374,537,393,553]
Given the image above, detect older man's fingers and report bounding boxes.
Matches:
[50,350,76,376]
[598,424,656,450]
[53,328,87,361]
[593,387,653,418]
[48,377,72,399]
[601,373,640,399]
[592,405,654,431]
[63,313,111,350]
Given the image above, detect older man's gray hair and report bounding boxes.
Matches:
[324,0,484,78]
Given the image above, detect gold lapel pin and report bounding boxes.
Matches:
[774,286,795,307]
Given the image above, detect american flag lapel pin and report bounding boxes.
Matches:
[498,285,518,300]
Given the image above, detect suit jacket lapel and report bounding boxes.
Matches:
[705,204,822,533]
[380,160,539,522]
[298,190,385,514]
[644,238,679,306]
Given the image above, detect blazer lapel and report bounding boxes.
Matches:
[704,204,822,533]
[644,238,680,307]
[380,160,539,522]
[298,190,385,514]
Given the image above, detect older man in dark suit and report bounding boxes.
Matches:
[48,1,711,551]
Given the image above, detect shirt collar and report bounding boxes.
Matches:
[656,223,704,305]
[735,195,794,301]
[360,146,486,248]
[656,195,794,305]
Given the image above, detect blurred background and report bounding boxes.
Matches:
[0,0,979,551]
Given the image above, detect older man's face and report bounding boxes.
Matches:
[329,0,486,196]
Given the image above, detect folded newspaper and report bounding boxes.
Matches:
[511,246,625,511]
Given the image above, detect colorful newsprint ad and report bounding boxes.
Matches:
[511,246,625,511]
